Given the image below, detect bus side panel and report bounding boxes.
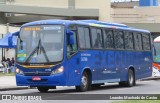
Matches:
[66,50,105,85]
[135,51,152,80]
[102,50,135,82]
[102,50,119,81]
[65,50,152,86]
[79,50,104,84]
[115,51,131,82]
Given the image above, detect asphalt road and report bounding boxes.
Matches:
[0,80,160,103]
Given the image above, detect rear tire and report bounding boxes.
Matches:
[119,69,135,87]
[37,87,49,93]
[127,69,135,87]
[76,72,90,92]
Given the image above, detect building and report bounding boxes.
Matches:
[0,0,110,24]
[111,0,160,38]
[0,0,160,59]
[0,0,159,39]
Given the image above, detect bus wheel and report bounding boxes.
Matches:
[127,69,135,87]
[76,72,90,92]
[37,87,49,93]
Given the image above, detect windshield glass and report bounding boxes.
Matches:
[153,42,160,62]
[16,25,64,64]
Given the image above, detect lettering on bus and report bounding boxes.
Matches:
[81,53,91,62]
[24,27,40,31]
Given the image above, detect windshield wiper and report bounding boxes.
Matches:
[24,39,50,63]
[38,39,50,63]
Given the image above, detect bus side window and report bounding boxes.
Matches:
[114,30,124,49]
[77,27,91,49]
[103,29,114,49]
[95,29,103,48]
[142,33,151,51]
[124,31,134,50]
[134,32,143,51]
[91,28,103,49]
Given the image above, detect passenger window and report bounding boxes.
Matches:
[84,28,91,48]
[78,27,85,48]
[114,31,124,49]
[77,27,91,49]
[134,33,142,50]
[103,29,114,49]
[142,33,151,50]
[91,28,103,48]
[91,28,97,48]
[125,32,134,50]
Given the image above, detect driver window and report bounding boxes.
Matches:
[67,31,78,58]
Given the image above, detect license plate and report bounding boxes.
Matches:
[32,76,41,81]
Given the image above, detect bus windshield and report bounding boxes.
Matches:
[153,42,160,62]
[16,25,64,64]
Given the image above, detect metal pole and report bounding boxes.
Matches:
[5,23,9,59]
[2,34,3,60]
[4,46,5,59]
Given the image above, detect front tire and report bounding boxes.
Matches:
[37,87,49,93]
[76,72,90,92]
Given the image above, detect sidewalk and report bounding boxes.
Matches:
[0,76,28,91]
[140,76,160,81]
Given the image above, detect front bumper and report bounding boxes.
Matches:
[16,73,66,87]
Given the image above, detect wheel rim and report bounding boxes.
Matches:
[129,71,133,85]
[81,75,88,88]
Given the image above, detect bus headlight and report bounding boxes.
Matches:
[51,66,64,75]
[16,68,24,75]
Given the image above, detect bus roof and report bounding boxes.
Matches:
[154,36,160,42]
[22,19,150,33]
[79,20,128,28]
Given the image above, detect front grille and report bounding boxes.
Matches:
[24,72,51,76]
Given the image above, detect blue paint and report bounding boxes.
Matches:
[139,0,158,6]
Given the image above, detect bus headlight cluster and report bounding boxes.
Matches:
[51,66,64,75]
[16,68,24,75]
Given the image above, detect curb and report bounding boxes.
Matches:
[140,77,160,81]
[0,87,29,91]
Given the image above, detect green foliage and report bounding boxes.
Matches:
[0,72,15,76]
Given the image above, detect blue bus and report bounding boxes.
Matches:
[15,20,152,92]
